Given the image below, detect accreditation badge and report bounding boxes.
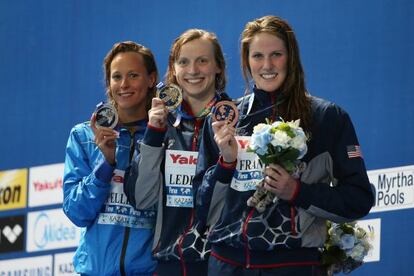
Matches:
[164,150,198,208]
[97,169,155,229]
[230,136,265,192]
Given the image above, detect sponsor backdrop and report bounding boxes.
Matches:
[0,0,413,275]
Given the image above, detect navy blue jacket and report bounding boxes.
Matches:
[124,93,231,266]
[195,88,374,268]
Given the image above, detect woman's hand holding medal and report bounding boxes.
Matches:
[211,101,239,163]
[149,98,168,129]
[155,82,183,127]
[90,111,119,166]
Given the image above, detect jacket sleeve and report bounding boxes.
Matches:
[194,98,236,226]
[294,105,375,222]
[63,126,113,227]
[196,160,235,227]
[124,126,165,210]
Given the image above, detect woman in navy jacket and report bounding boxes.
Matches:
[196,15,374,276]
[124,29,230,276]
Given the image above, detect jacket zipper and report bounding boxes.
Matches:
[177,117,202,275]
[178,208,195,276]
[120,128,135,276]
[242,208,255,268]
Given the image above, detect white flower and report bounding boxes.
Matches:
[250,124,273,155]
[322,221,374,274]
[340,234,355,250]
[271,130,291,149]
[348,243,366,262]
[253,123,269,133]
[289,135,308,158]
[329,227,342,245]
[248,118,308,173]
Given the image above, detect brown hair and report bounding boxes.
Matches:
[103,41,158,111]
[166,29,226,92]
[241,15,311,131]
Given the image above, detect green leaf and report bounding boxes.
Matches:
[279,148,299,160]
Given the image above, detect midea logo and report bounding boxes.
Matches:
[33,212,76,249]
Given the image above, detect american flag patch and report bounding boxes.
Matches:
[347,145,363,158]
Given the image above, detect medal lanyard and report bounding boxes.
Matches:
[238,93,285,121]
[236,93,285,134]
[177,94,218,120]
[177,95,218,151]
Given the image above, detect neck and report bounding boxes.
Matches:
[183,92,216,115]
[118,108,147,125]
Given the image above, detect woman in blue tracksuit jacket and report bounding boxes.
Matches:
[63,41,158,276]
[196,16,375,275]
[124,29,230,276]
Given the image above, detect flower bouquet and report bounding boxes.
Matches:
[247,119,308,212]
[321,221,374,275]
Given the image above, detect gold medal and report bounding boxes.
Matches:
[156,83,183,111]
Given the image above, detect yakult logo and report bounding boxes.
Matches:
[33,178,63,191]
[112,174,124,184]
[170,153,197,165]
[237,138,250,149]
[29,163,63,207]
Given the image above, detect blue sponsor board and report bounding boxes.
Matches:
[166,186,193,196]
[235,170,263,181]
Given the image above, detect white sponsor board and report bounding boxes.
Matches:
[357,218,381,262]
[29,163,64,207]
[27,208,81,252]
[368,165,414,213]
[0,255,52,275]
[54,251,79,275]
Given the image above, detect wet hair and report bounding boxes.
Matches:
[241,15,311,131]
[103,41,158,111]
[166,29,226,92]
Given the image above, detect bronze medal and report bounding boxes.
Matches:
[212,100,239,127]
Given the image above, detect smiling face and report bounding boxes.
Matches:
[248,32,288,93]
[173,37,221,102]
[109,51,156,119]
